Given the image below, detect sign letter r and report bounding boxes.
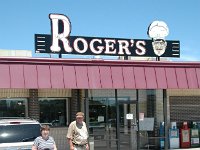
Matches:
[49,14,72,52]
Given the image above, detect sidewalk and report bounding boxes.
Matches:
[170,148,200,150]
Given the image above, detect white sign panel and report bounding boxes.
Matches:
[126,113,133,120]
[139,118,154,131]
[98,116,104,122]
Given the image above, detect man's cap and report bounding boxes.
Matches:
[76,112,84,118]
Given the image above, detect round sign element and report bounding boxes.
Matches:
[148,21,169,39]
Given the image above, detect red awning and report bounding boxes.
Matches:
[0,57,200,89]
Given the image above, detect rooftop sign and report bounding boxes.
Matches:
[35,14,180,58]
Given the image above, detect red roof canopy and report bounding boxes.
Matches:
[0,57,200,89]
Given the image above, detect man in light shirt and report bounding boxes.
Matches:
[67,112,89,150]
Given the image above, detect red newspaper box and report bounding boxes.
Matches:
[180,122,190,148]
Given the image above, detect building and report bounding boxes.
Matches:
[1,56,200,150]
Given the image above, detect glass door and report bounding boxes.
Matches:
[118,100,138,150]
[89,97,138,150]
[89,97,117,150]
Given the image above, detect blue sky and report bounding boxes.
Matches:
[0,0,200,61]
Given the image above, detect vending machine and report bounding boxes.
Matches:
[190,122,200,148]
[180,122,190,148]
[169,122,179,149]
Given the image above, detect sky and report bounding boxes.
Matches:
[0,0,200,61]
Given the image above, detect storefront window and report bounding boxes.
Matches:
[139,90,165,149]
[39,98,67,127]
[0,99,26,117]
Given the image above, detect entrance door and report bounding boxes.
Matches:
[89,98,138,150]
[118,100,138,150]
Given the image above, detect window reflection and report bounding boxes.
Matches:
[0,99,26,117]
[39,98,67,127]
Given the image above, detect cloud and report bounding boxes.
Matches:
[176,44,200,61]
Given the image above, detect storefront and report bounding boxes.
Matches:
[2,12,199,149]
[1,57,200,149]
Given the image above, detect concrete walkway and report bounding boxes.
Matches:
[170,148,200,150]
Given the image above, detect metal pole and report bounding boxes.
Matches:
[156,57,160,61]
[59,53,62,58]
[115,89,120,150]
[84,89,89,128]
[136,89,140,150]
[163,89,168,150]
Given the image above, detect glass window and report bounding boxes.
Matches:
[39,98,67,127]
[0,99,26,117]
[0,124,40,143]
[139,90,165,149]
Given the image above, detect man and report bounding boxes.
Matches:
[67,112,89,150]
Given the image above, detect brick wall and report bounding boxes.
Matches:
[28,89,40,120]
